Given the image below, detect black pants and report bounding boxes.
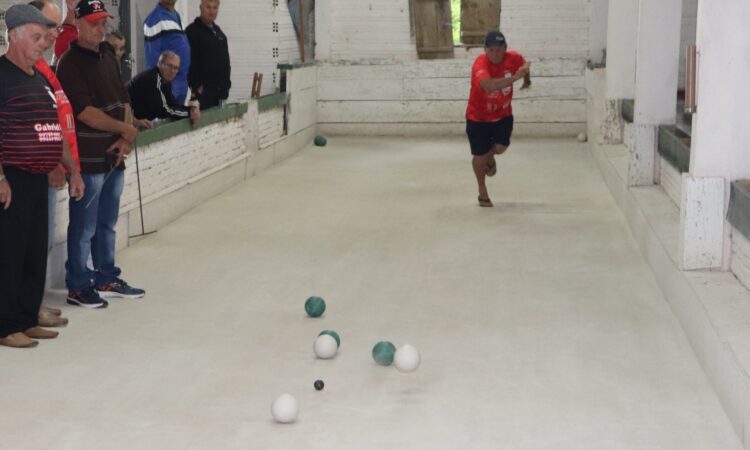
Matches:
[198,87,225,110]
[0,166,47,338]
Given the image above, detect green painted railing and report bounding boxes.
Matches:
[135,102,248,147]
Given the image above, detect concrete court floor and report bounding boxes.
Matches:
[1,137,742,450]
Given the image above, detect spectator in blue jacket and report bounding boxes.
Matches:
[143,0,191,104]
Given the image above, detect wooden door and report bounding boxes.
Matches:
[413,0,455,59]
[461,0,501,45]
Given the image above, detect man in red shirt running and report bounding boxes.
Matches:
[466,31,530,207]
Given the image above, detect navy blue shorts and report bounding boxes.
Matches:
[466,116,514,156]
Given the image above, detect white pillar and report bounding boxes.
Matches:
[588,0,608,64]
[628,0,682,186]
[601,0,638,144]
[314,0,331,61]
[679,0,750,270]
[605,0,638,100]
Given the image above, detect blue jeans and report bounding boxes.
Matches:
[65,169,125,292]
[48,187,57,254]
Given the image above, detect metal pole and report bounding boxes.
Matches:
[684,44,697,114]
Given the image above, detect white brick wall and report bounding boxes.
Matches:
[120,118,248,210]
[501,0,590,59]
[218,0,301,99]
[258,108,285,148]
[317,58,586,136]
[317,0,590,62]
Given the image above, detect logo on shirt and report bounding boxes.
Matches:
[502,71,512,96]
[44,86,58,109]
[35,123,62,143]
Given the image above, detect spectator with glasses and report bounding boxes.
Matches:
[127,50,200,125]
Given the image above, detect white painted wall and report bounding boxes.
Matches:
[501,0,590,59]
[588,0,608,63]
[633,0,682,126]
[605,0,638,99]
[317,58,586,137]
[316,0,591,62]
[315,0,590,135]
[315,0,416,62]
[678,0,699,90]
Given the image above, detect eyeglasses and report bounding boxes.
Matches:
[160,62,180,71]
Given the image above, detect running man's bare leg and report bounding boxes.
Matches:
[473,153,494,206]
[494,144,509,155]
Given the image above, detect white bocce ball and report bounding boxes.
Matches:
[271,393,299,423]
[577,132,587,142]
[393,344,420,373]
[313,334,338,359]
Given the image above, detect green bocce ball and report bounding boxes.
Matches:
[305,296,326,317]
[372,341,397,366]
[314,135,327,146]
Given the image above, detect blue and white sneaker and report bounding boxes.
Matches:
[96,278,145,299]
[67,288,109,309]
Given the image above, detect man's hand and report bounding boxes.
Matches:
[68,172,85,201]
[121,124,139,144]
[189,107,201,127]
[48,165,67,189]
[514,62,530,80]
[520,77,532,90]
[0,178,11,210]
[106,138,133,166]
[133,118,155,129]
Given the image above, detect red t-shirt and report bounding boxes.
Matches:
[34,59,79,169]
[54,24,77,60]
[466,51,526,122]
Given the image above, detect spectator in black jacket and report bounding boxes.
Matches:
[127,50,200,125]
[185,0,230,109]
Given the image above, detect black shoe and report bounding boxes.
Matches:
[96,278,145,299]
[67,288,109,309]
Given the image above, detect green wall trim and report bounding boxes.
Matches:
[136,102,248,147]
[257,92,288,112]
[621,99,635,123]
[657,125,691,174]
[277,61,317,70]
[728,181,750,242]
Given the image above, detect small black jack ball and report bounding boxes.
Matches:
[314,379,325,391]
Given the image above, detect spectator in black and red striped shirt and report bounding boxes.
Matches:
[0,4,84,349]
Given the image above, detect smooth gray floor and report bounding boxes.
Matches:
[3,138,741,449]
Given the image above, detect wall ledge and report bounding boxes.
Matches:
[136,102,249,147]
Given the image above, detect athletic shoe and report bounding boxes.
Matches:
[67,288,109,309]
[96,278,145,299]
